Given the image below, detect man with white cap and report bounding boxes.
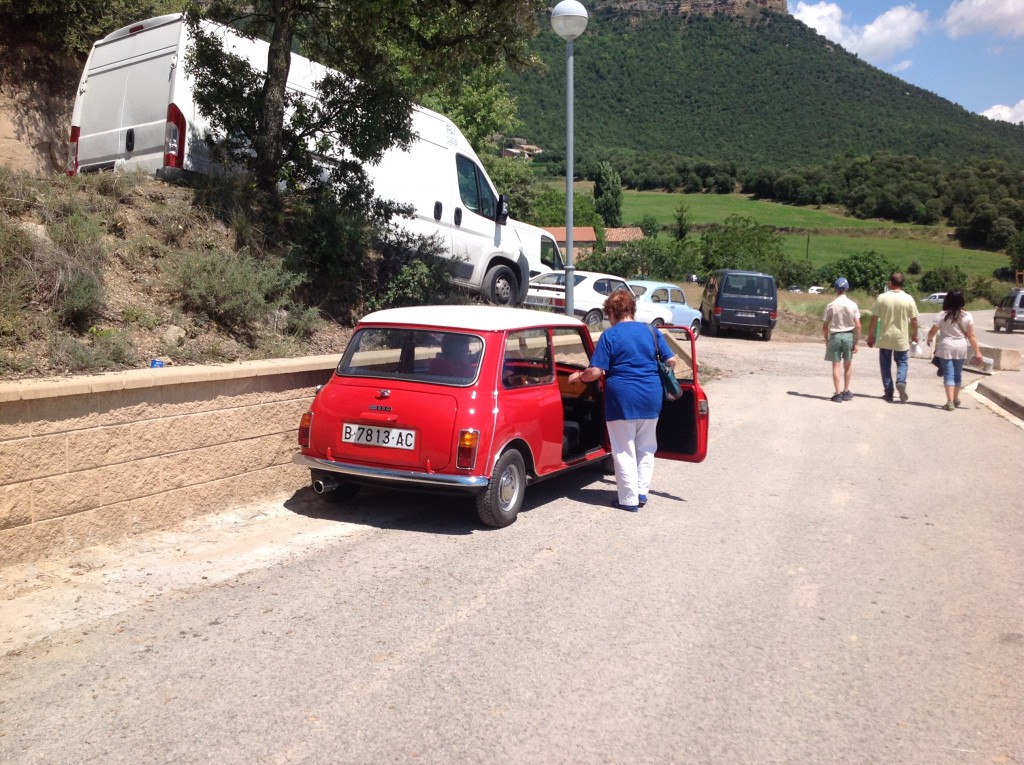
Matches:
[822,277,861,402]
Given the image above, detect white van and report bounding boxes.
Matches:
[509,220,564,277]
[66,14,532,305]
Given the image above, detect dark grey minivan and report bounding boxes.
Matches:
[700,269,778,341]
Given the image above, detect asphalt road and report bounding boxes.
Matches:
[1,336,1022,764]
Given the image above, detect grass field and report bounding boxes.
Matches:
[620,190,1010,281]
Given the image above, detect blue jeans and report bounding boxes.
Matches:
[878,349,909,396]
[939,357,965,388]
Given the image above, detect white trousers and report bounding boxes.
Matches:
[606,418,659,507]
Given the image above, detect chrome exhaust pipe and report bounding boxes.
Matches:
[312,477,338,494]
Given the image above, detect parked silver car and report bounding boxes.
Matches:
[993,289,1024,332]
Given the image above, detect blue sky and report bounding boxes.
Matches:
[788,1,1024,123]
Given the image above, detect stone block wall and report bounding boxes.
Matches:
[0,355,339,567]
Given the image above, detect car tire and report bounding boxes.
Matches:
[584,309,604,331]
[761,328,773,342]
[484,265,518,307]
[650,318,665,327]
[690,319,701,339]
[993,320,1000,332]
[476,448,526,528]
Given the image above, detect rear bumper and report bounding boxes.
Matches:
[293,453,489,493]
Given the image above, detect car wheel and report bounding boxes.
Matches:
[584,309,604,331]
[484,265,518,306]
[650,318,664,327]
[761,328,773,342]
[476,449,526,528]
[690,319,701,339]
[993,320,1000,332]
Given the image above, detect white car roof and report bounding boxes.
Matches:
[359,305,585,331]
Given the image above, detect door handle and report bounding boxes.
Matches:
[125,128,135,153]
[433,201,442,220]
[454,207,462,226]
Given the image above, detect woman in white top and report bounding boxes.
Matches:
[926,289,984,411]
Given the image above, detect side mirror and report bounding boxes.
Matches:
[496,194,510,225]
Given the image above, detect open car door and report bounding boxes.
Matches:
[655,326,709,463]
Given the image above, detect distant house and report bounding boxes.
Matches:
[604,227,644,249]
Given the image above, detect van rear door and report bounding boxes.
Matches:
[73,16,182,174]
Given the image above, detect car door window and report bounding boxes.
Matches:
[670,288,686,305]
[651,288,669,304]
[455,153,496,220]
[503,329,553,388]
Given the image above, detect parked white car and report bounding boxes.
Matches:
[628,280,702,338]
[923,292,947,303]
[525,271,672,330]
[808,285,824,294]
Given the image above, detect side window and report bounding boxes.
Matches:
[540,237,564,270]
[456,153,496,220]
[503,329,553,388]
[651,288,669,303]
[552,327,592,370]
[456,154,479,214]
[670,288,686,305]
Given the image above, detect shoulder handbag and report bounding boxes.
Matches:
[649,325,682,401]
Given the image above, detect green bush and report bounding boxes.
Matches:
[167,248,303,335]
[55,268,104,331]
[0,220,36,337]
[284,306,322,339]
[919,265,968,294]
[47,329,135,372]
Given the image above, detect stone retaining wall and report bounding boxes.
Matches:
[0,355,339,567]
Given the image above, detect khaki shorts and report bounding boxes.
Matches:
[826,331,854,362]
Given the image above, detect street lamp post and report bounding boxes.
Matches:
[551,0,588,318]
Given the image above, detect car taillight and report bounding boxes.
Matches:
[456,429,479,470]
[298,411,312,447]
[770,310,778,320]
[67,125,80,176]
[713,306,722,315]
[164,103,186,168]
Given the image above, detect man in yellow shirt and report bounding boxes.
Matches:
[867,272,919,402]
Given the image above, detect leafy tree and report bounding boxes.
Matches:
[527,188,606,249]
[699,215,786,275]
[919,266,969,295]
[187,0,544,198]
[593,162,623,227]
[0,0,183,54]
[584,237,700,280]
[673,202,692,240]
[638,215,659,238]
[1009,232,1024,273]
[816,251,899,294]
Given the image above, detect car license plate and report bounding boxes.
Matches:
[736,311,756,318]
[342,423,416,450]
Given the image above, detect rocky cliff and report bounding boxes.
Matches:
[591,0,788,16]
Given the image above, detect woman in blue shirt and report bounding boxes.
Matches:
[568,289,677,511]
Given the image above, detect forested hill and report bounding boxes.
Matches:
[507,9,1024,169]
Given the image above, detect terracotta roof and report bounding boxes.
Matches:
[605,227,644,243]
[543,227,597,242]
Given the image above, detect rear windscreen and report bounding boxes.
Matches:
[722,275,774,297]
[338,328,483,386]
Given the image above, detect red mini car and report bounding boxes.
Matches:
[294,305,709,527]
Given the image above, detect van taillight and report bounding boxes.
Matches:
[164,104,186,168]
[770,310,778,320]
[456,430,479,470]
[298,412,312,448]
[713,306,722,315]
[67,126,80,176]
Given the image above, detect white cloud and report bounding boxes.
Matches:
[944,0,1024,40]
[892,59,913,72]
[982,99,1024,122]
[790,2,929,63]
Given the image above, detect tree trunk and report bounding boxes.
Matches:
[253,0,296,197]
